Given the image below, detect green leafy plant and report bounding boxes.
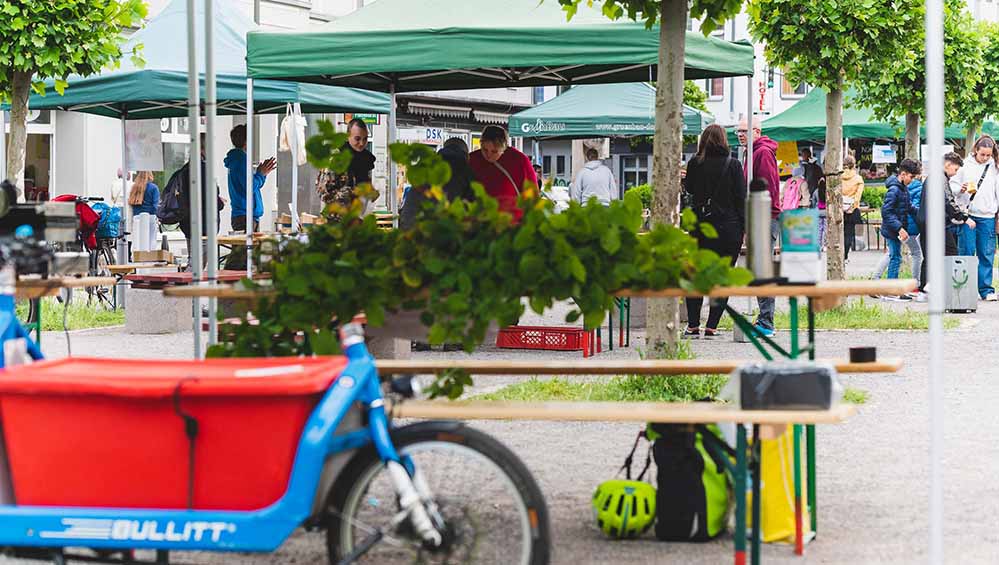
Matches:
[209,120,752,398]
[628,183,653,209]
[861,186,887,210]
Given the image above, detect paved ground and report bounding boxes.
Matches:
[5,249,988,564]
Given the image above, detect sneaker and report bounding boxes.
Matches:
[683,327,700,338]
[753,323,775,338]
[884,294,913,302]
[868,294,881,300]
[986,294,998,302]
[912,292,928,303]
[703,328,719,339]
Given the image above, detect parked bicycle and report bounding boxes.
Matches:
[51,195,121,309]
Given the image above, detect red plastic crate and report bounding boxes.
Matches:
[0,356,347,510]
[496,325,590,351]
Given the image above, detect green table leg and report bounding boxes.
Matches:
[32,297,41,345]
[608,301,613,351]
[735,424,748,565]
[625,298,631,347]
[793,422,803,554]
[751,424,762,565]
[789,297,799,356]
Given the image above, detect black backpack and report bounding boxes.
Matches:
[649,423,734,542]
[157,165,188,225]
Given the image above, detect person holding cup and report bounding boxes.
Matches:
[957,135,999,300]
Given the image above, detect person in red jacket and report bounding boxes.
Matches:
[469,126,537,222]
[737,117,781,337]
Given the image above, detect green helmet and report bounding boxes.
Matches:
[592,479,657,539]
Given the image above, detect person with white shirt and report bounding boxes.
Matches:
[957,135,999,300]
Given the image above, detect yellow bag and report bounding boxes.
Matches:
[746,425,812,544]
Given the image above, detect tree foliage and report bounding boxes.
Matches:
[0,0,146,98]
[684,80,709,113]
[853,0,980,128]
[556,0,742,34]
[956,21,999,133]
[748,0,918,93]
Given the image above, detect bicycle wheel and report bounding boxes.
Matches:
[87,240,116,309]
[325,421,550,565]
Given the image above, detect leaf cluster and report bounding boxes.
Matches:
[554,0,742,34]
[747,0,920,92]
[209,122,752,398]
[853,0,981,127]
[0,0,147,97]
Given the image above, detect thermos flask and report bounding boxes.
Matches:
[746,178,774,281]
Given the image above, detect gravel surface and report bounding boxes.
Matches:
[4,250,986,564]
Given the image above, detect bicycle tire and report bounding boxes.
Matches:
[325,420,550,565]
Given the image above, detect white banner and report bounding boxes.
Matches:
[125,119,165,171]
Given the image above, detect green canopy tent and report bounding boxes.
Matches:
[246,0,755,215]
[509,83,713,138]
[744,87,971,142]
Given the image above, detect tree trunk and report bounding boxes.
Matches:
[6,70,31,200]
[904,112,920,161]
[825,84,845,280]
[645,0,687,358]
[966,121,980,157]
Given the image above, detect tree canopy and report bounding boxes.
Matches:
[556,0,742,34]
[956,21,999,135]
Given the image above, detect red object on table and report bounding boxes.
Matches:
[0,356,346,510]
[125,269,250,288]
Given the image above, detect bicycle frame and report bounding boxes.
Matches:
[0,330,397,553]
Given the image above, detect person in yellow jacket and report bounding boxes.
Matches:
[841,155,865,261]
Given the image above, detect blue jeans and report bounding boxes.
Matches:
[886,236,903,279]
[958,223,976,256]
[755,219,780,330]
[973,216,996,297]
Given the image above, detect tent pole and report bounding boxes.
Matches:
[389,83,397,226]
[118,113,129,310]
[289,104,299,233]
[205,0,219,346]
[0,107,6,182]
[186,0,203,359]
[925,0,945,558]
[245,78,254,277]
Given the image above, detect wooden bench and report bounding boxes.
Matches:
[376,358,903,376]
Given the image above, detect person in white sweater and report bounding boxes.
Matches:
[570,147,617,206]
[957,135,999,300]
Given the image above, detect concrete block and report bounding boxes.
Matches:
[126,288,192,334]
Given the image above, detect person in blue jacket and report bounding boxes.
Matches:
[127,171,159,216]
[880,158,921,300]
[224,124,276,232]
[904,172,924,290]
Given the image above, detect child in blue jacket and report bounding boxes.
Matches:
[880,159,921,298]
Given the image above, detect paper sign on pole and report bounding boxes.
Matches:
[125,119,165,171]
[872,144,897,164]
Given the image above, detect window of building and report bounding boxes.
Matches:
[556,155,566,177]
[543,155,552,176]
[620,155,649,190]
[533,86,545,105]
[706,78,724,100]
[781,76,808,98]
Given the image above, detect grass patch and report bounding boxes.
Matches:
[16,298,124,331]
[843,388,869,404]
[479,341,726,403]
[714,298,959,331]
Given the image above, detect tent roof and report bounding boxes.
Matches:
[22,0,390,119]
[759,88,969,141]
[246,0,755,90]
[509,83,713,138]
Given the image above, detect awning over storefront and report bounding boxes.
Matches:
[246,0,756,90]
[510,83,712,138]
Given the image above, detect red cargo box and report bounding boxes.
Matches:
[496,325,588,351]
[0,356,347,510]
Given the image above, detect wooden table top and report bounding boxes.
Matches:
[391,400,858,425]
[16,276,117,299]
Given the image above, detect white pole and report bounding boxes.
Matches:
[245,79,254,277]
[289,104,299,232]
[925,0,945,557]
[389,83,397,225]
[204,0,219,345]
[118,115,129,309]
[186,0,203,359]
[746,76,754,186]
[0,109,6,182]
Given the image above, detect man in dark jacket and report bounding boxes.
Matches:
[913,153,975,297]
[880,159,921,299]
[737,118,780,336]
[398,137,474,231]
